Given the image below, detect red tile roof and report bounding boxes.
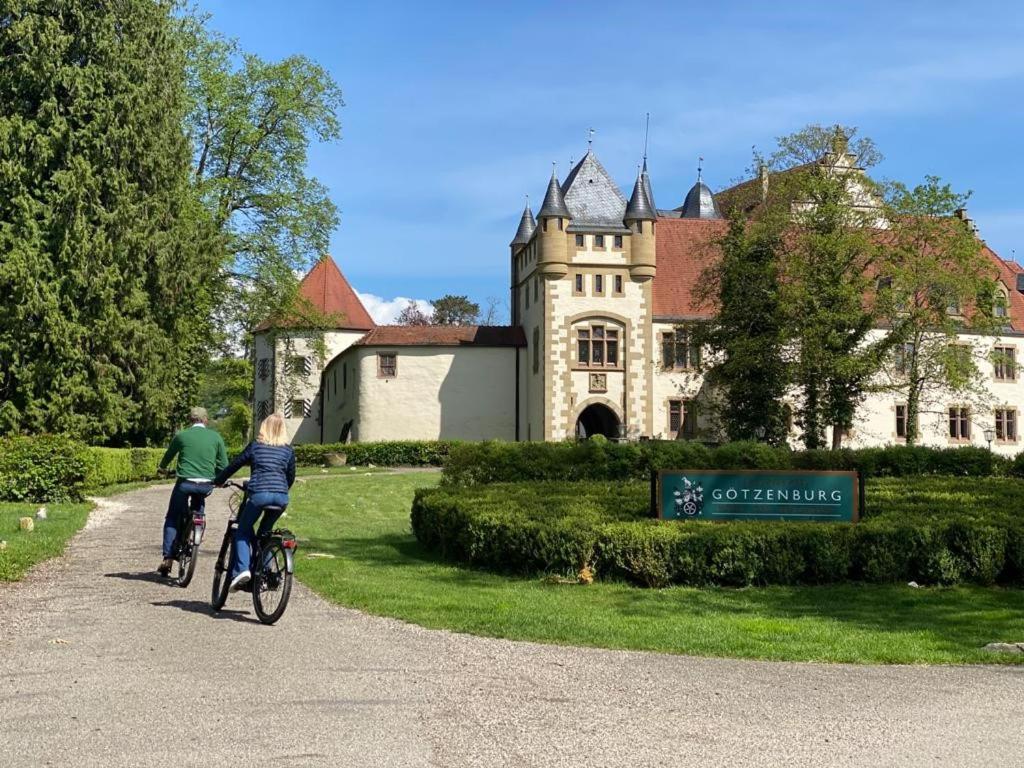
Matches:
[651,217,1024,331]
[652,217,727,319]
[258,257,375,331]
[354,325,526,347]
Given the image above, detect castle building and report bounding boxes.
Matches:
[254,143,1024,454]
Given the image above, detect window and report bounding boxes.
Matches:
[994,287,1009,318]
[343,363,347,390]
[668,400,697,439]
[661,329,701,370]
[996,408,1017,442]
[948,406,970,441]
[577,324,619,367]
[994,346,1017,381]
[285,399,311,418]
[894,342,915,375]
[257,358,271,381]
[594,274,604,294]
[542,219,548,232]
[574,273,584,294]
[286,355,312,377]
[614,235,623,248]
[575,234,584,247]
[614,274,623,295]
[536,325,544,374]
[594,234,605,248]
[636,221,644,234]
[534,276,538,302]
[557,217,563,231]
[525,284,530,309]
[895,404,917,440]
[378,352,397,378]
[256,399,271,421]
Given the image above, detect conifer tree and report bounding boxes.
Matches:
[0,0,221,442]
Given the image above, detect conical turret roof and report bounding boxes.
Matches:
[537,166,570,219]
[510,204,536,247]
[625,167,657,221]
[642,158,657,213]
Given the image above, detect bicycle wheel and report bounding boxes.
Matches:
[175,522,199,588]
[252,542,292,625]
[210,529,233,611]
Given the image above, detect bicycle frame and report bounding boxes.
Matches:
[222,482,296,574]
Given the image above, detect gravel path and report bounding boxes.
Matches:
[2,483,1023,767]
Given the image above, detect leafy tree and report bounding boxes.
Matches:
[695,215,790,444]
[430,295,480,326]
[0,0,221,443]
[197,357,253,416]
[395,301,431,326]
[770,126,895,449]
[182,13,344,354]
[874,178,1000,444]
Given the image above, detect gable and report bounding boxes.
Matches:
[561,152,628,231]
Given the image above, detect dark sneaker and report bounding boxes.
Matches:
[157,558,173,576]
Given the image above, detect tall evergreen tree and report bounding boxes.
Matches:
[696,215,790,444]
[0,0,221,442]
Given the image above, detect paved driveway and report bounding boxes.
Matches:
[2,483,1023,767]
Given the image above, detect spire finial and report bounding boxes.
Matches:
[643,112,650,164]
[588,127,594,150]
[697,156,704,183]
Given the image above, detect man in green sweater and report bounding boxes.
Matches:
[157,407,228,575]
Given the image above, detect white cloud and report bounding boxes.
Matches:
[356,292,433,325]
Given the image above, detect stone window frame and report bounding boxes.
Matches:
[285,354,312,377]
[574,321,622,370]
[613,234,623,249]
[947,404,971,443]
[575,234,585,248]
[285,398,311,419]
[594,234,605,249]
[667,398,698,439]
[661,328,702,371]
[994,284,1010,319]
[593,273,605,296]
[573,273,585,297]
[993,344,1017,382]
[995,406,1018,443]
[612,273,624,297]
[377,351,397,379]
[894,403,918,442]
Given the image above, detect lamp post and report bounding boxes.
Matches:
[984,428,996,452]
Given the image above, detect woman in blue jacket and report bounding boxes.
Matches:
[215,413,296,591]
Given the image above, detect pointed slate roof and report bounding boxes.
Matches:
[625,168,657,221]
[258,256,375,331]
[560,151,628,231]
[537,167,570,219]
[642,158,657,213]
[510,204,536,247]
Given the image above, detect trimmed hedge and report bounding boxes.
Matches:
[441,440,1009,486]
[411,477,1024,588]
[0,437,165,502]
[293,440,458,467]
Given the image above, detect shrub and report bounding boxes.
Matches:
[441,441,1011,486]
[412,476,1024,588]
[294,440,457,467]
[0,436,89,503]
[81,447,164,489]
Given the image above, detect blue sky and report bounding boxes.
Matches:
[201,0,1024,323]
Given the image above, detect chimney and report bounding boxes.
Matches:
[954,207,979,235]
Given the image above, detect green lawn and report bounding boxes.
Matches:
[288,472,1024,665]
[0,503,91,581]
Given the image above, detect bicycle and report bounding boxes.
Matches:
[211,481,297,625]
[167,482,212,588]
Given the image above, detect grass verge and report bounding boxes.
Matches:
[0,503,91,581]
[289,472,1024,665]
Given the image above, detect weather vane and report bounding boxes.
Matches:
[697,156,704,182]
[588,127,594,149]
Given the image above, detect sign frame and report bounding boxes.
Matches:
[653,469,862,523]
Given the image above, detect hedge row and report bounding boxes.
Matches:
[411,478,1024,588]
[441,440,1014,486]
[292,440,458,467]
[0,437,165,503]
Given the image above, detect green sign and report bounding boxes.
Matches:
[656,470,860,523]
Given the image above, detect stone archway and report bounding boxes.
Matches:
[575,402,621,439]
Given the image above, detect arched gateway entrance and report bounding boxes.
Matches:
[575,403,621,439]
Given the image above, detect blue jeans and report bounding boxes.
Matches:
[231,491,288,578]
[162,480,213,558]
